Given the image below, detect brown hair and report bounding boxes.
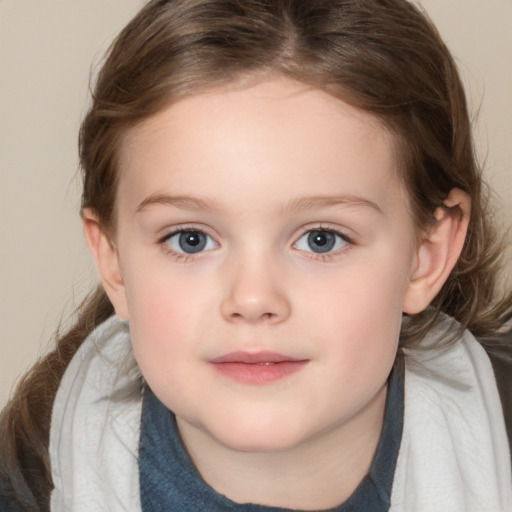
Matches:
[1,0,511,508]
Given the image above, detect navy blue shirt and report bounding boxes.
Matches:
[139,358,404,511]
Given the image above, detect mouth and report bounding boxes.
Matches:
[209,351,309,384]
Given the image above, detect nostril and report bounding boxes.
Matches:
[229,311,274,322]
[220,279,291,324]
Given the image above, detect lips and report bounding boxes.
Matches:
[209,351,308,384]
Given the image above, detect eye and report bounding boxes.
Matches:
[163,230,217,254]
[294,229,349,254]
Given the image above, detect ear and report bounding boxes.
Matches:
[403,188,471,314]
[82,208,129,320]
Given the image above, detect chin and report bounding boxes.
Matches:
[209,421,310,453]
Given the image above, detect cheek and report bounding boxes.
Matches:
[121,260,230,389]
[125,258,211,326]
[122,270,204,375]
[306,256,407,324]
[301,255,409,370]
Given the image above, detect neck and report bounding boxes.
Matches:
[177,384,387,510]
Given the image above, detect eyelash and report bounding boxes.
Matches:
[156,224,355,262]
[294,225,355,262]
[157,226,218,263]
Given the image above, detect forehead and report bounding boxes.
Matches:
[117,78,406,216]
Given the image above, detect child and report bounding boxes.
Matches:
[1,0,511,510]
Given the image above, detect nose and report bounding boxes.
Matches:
[220,258,291,324]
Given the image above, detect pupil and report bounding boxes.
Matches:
[179,232,207,253]
[308,230,335,253]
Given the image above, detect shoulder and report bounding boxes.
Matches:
[49,316,143,511]
[0,313,123,512]
[0,492,27,512]
[404,319,512,466]
[0,473,42,512]
[392,322,512,510]
[483,341,512,449]
[401,318,511,466]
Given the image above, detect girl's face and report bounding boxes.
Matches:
[112,78,419,453]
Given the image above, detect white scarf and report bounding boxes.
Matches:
[49,316,512,511]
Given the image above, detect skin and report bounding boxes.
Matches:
[84,77,470,509]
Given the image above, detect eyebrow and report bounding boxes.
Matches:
[136,193,220,213]
[283,195,382,215]
[135,193,382,215]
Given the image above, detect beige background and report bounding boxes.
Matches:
[1,0,511,407]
